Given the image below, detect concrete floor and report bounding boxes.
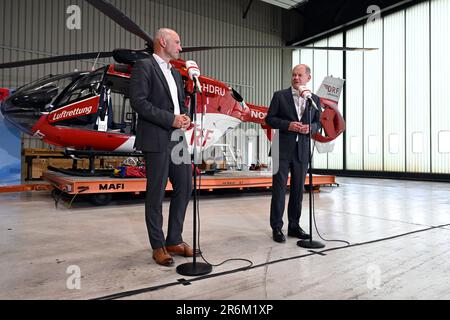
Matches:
[1,177,450,300]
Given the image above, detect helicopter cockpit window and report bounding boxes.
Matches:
[14,73,81,96]
[7,73,82,112]
[54,69,104,108]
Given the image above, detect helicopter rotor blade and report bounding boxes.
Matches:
[0,51,114,69]
[182,45,377,52]
[0,45,376,69]
[85,0,153,46]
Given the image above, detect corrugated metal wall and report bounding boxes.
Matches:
[0,0,283,166]
[383,10,405,172]
[345,26,364,171]
[327,33,344,170]
[293,34,345,171]
[431,0,450,173]
[311,39,329,169]
[292,0,450,175]
[405,1,430,173]
[363,18,383,171]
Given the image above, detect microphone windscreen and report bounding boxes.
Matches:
[186,60,201,79]
[299,86,312,99]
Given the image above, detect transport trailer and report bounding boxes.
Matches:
[42,171,338,206]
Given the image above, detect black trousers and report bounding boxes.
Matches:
[144,144,192,249]
[270,143,308,231]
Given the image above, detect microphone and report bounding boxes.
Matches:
[299,85,319,111]
[186,60,203,94]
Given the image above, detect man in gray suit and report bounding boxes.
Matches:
[265,64,322,243]
[130,28,193,266]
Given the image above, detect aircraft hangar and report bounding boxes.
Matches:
[0,0,449,304]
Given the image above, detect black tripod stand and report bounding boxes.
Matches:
[297,98,325,249]
[176,85,212,276]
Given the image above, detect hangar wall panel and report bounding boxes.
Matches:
[311,39,329,169]
[363,19,383,171]
[345,27,364,171]
[326,33,344,170]
[292,0,450,176]
[383,11,406,172]
[431,0,450,173]
[292,34,343,169]
[405,1,430,173]
[293,34,345,170]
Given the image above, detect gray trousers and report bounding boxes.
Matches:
[270,143,308,230]
[144,145,192,249]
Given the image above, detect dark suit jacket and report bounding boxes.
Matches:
[265,88,322,162]
[129,56,187,152]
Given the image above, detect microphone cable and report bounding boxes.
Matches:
[310,109,350,246]
[194,90,253,269]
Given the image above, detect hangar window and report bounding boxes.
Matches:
[55,69,104,107]
[350,136,360,154]
[389,134,400,154]
[438,131,450,153]
[368,135,378,154]
[412,132,424,154]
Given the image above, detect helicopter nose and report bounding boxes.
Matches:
[1,93,39,135]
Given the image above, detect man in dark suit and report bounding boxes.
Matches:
[265,64,322,243]
[130,28,194,266]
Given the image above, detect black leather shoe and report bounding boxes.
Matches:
[288,226,310,240]
[272,229,286,243]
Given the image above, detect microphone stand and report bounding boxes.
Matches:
[297,98,325,249]
[176,82,212,276]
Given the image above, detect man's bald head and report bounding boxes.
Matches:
[154,28,176,42]
[153,28,182,62]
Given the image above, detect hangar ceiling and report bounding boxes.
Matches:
[258,0,308,10]
[256,0,420,44]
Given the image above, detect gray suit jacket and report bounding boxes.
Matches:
[265,88,322,162]
[129,56,187,152]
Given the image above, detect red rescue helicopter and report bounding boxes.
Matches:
[0,0,363,171]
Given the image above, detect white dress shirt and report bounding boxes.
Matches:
[153,53,180,115]
[291,87,306,120]
[292,87,306,142]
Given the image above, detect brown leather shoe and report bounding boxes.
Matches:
[152,247,174,266]
[166,242,194,257]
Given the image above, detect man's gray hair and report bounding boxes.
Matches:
[293,64,311,75]
[304,65,311,74]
